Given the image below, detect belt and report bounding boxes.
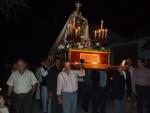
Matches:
[62,91,77,94]
[14,90,32,95]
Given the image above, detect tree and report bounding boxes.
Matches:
[0,0,31,18]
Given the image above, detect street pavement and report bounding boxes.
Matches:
[32,99,137,113]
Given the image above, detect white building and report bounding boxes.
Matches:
[108,32,150,65]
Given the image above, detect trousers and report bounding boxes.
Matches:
[62,92,77,113]
[136,85,150,113]
[12,92,33,113]
[114,90,127,113]
[41,86,48,112]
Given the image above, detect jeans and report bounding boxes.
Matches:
[35,82,41,100]
[41,86,48,112]
[62,92,77,113]
[48,98,52,113]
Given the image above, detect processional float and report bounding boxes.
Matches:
[49,1,118,70]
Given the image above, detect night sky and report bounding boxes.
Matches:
[0,0,149,64]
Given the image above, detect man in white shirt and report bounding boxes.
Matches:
[7,59,37,113]
[57,60,85,113]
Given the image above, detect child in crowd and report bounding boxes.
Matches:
[0,95,9,113]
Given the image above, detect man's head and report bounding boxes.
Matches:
[127,58,132,66]
[45,59,50,67]
[54,57,61,69]
[137,58,145,68]
[120,59,129,71]
[40,60,45,67]
[40,58,50,67]
[12,62,18,71]
[17,59,27,72]
[64,60,71,71]
[124,62,129,70]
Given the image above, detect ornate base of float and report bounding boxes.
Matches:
[53,49,112,70]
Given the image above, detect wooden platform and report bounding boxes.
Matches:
[50,48,113,70]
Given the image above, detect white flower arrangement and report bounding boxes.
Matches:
[66,44,71,49]
[77,42,83,49]
[101,47,105,50]
[96,43,100,46]
[58,44,65,50]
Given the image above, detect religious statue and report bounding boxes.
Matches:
[65,1,89,42]
[50,1,90,53]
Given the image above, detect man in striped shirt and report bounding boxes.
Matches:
[57,60,85,113]
[133,58,150,113]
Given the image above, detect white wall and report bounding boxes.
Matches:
[110,37,150,64]
[137,38,150,60]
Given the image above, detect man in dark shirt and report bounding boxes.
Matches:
[112,61,132,113]
[40,59,50,113]
[47,57,62,113]
[91,70,108,113]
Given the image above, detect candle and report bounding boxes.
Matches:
[100,20,104,30]
[78,26,81,35]
[78,26,81,30]
[98,29,101,38]
[104,29,108,38]
[94,30,97,38]
[73,17,76,27]
[101,29,105,39]
[75,29,78,36]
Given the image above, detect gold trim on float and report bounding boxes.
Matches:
[69,49,109,54]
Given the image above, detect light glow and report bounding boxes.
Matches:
[92,62,98,64]
[80,53,99,63]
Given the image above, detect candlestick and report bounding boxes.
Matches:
[75,28,78,42]
[104,29,108,38]
[101,29,105,39]
[98,29,101,38]
[73,17,76,27]
[100,20,104,30]
[78,26,81,30]
[94,30,97,38]
[75,29,78,36]
[72,28,75,42]
[78,26,81,35]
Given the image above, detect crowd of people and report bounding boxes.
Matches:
[0,57,150,113]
